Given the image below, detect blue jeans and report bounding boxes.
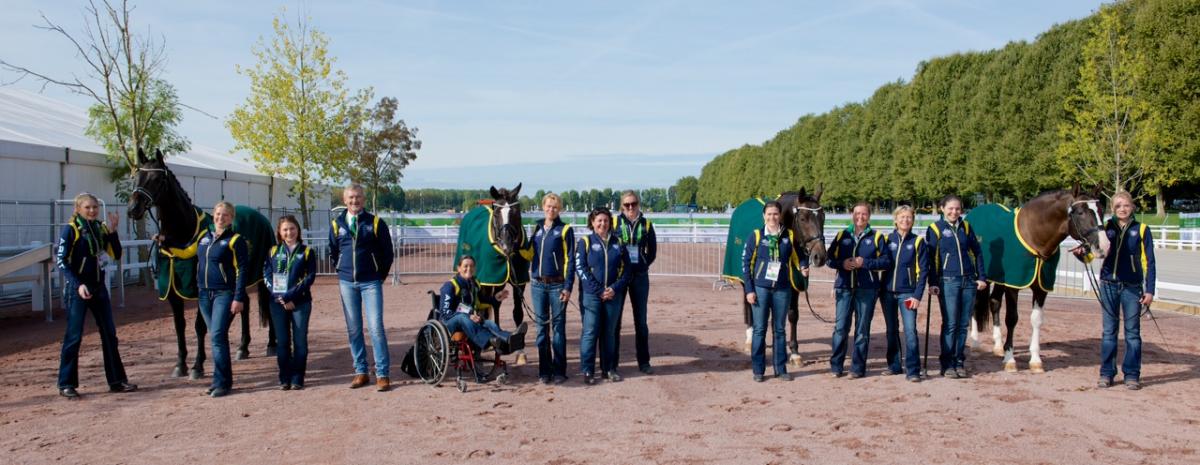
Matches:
[830,288,878,375]
[621,272,652,368]
[938,277,977,372]
[58,286,128,389]
[580,293,623,375]
[531,281,568,377]
[1099,282,1142,381]
[338,280,390,378]
[881,292,921,377]
[751,286,792,376]
[199,289,235,390]
[269,300,311,386]
[444,312,509,349]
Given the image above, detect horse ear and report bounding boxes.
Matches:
[510,183,522,200]
[813,184,824,202]
[1072,182,1081,197]
[490,186,501,200]
[1090,182,1103,199]
[155,148,164,161]
[799,187,807,198]
[137,147,148,165]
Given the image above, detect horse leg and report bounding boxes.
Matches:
[788,293,802,366]
[236,294,251,360]
[192,299,208,379]
[989,286,1004,357]
[743,301,753,354]
[512,283,527,365]
[1001,287,1020,372]
[259,282,277,357]
[1028,288,1048,373]
[168,294,188,377]
[969,286,989,351]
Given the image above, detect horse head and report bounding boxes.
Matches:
[489,183,523,258]
[1069,183,1109,259]
[784,186,827,265]
[128,148,169,221]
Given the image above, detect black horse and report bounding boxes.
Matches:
[477,184,530,364]
[127,148,277,378]
[968,185,1108,373]
[741,187,828,365]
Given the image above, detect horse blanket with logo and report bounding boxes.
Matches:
[155,205,275,300]
[722,197,808,291]
[452,205,530,287]
[966,203,1060,291]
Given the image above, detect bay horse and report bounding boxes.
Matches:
[474,184,530,363]
[741,187,828,366]
[127,148,277,378]
[967,185,1108,373]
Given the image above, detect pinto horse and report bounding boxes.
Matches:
[739,187,828,365]
[127,148,277,378]
[966,185,1108,373]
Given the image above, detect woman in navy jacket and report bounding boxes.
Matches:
[575,207,630,384]
[54,193,137,398]
[880,206,930,381]
[197,201,249,398]
[1093,191,1155,390]
[826,202,893,378]
[437,255,527,353]
[741,201,809,382]
[925,195,986,379]
[263,215,317,390]
[528,193,574,384]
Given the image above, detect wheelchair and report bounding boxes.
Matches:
[413,291,521,392]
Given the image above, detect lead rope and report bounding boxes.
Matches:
[1080,246,1176,365]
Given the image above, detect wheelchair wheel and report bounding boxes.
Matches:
[473,345,505,382]
[414,320,450,385]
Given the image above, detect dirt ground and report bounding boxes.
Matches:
[2,273,1198,464]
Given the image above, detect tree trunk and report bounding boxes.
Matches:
[1156,190,1166,217]
[299,186,310,229]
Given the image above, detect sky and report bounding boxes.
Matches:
[0,0,1106,192]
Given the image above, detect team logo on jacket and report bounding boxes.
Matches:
[1130,230,1139,238]
[592,243,602,252]
[906,244,914,250]
[942,230,954,238]
[842,238,852,246]
[200,236,212,245]
[888,243,898,251]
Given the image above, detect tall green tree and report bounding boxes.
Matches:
[228,10,368,227]
[1056,3,1164,200]
[347,96,422,211]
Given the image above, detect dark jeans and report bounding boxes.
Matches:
[531,281,568,377]
[269,300,312,387]
[444,313,509,349]
[751,286,792,376]
[1099,282,1143,381]
[199,289,235,390]
[880,291,921,377]
[58,285,129,389]
[620,272,652,368]
[938,277,976,372]
[580,293,623,375]
[830,288,878,375]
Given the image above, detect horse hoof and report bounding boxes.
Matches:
[1003,361,1018,373]
[993,346,1005,357]
[171,365,186,378]
[789,354,803,367]
[189,368,204,380]
[1029,362,1045,374]
[514,351,527,366]
[235,349,249,361]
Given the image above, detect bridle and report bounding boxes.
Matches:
[1067,198,1102,252]
[791,200,830,323]
[492,201,521,256]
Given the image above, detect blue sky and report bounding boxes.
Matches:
[1,1,1104,191]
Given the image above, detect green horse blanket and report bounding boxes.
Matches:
[722,197,808,292]
[966,203,1060,291]
[156,205,275,300]
[453,205,530,287]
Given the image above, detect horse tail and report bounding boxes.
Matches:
[973,282,994,329]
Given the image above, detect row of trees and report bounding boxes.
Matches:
[686,0,1198,215]
[348,185,697,213]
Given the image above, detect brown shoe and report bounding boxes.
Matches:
[349,374,370,389]
[376,376,391,392]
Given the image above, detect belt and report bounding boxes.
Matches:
[535,276,565,284]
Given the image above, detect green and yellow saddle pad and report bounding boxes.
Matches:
[722,197,808,292]
[452,204,530,287]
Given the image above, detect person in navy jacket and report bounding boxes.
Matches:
[328,184,395,391]
[1088,191,1155,390]
[826,202,893,378]
[576,207,630,384]
[262,215,317,390]
[615,190,658,374]
[741,200,809,382]
[880,206,930,381]
[529,193,575,384]
[197,201,249,398]
[54,193,137,398]
[438,255,528,354]
[925,194,987,379]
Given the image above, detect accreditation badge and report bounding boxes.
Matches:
[626,245,640,264]
[272,272,288,294]
[765,260,782,282]
[457,303,473,314]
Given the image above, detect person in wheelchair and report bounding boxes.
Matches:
[438,255,528,353]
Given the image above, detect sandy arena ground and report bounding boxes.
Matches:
[2,271,1198,464]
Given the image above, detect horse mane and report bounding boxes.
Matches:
[162,164,195,208]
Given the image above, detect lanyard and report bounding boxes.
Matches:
[75,216,102,257]
[620,216,642,245]
[276,245,301,273]
[764,229,780,261]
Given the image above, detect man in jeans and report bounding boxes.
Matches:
[330,184,394,391]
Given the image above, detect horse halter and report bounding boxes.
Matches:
[791,205,826,248]
[1067,199,1102,249]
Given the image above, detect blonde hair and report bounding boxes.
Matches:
[542,192,563,209]
[1111,191,1135,210]
[852,201,872,214]
[213,201,236,215]
[892,205,915,221]
[73,192,99,214]
[621,190,639,202]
